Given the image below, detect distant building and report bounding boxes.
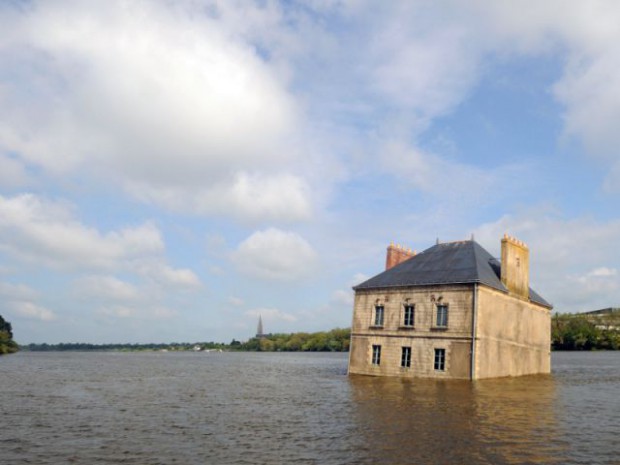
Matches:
[348,235,553,380]
[582,307,620,316]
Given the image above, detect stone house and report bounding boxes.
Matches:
[348,235,552,379]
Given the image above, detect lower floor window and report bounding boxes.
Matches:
[434,348,446,371]
[371,344,381,365]
[401,346,411,368]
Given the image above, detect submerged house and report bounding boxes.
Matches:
[348,235,552,379]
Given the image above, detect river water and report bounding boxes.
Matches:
[1,351,618,465]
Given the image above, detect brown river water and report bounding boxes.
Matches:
[1,351,618,464]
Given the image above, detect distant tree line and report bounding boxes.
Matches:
[14,313,620,353]
[22,341,227,352]
[233,328,351,352]
[0,315,18,355]
[22,329,352,353]
[552,313,620,350]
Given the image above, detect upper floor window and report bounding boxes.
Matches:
[436,304,448,328]
[372,344,382,365]
[403,304,415,327]
[373,305,384,327]
[401,346,411,368]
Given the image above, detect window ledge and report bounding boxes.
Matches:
[431,326,448,331]
[398,326,415,330]
[368,325,384,330]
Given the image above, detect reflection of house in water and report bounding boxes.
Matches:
[347,374,565,464]
[349,235,553,379]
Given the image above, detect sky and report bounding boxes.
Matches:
[1,0,620,344]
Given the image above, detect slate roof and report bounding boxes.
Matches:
[354,240,552,308]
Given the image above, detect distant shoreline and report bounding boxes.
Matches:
[19,328,352,353]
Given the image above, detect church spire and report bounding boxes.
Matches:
[256,315,265,338]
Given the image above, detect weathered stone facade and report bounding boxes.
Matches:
[348,236,552,380]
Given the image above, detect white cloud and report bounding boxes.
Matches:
[232,228,317,281]
[0,281,38,301]
[470,1,620,186]
[97,304,177,321]
[0,0,316,222]
[0,194,202,315]
[585,267,617,278]
[229,296,245,307]
[10,301,56,321]
[2,1,297,175]
[208,265,225,276]
[129,172,312,223]
[333,1,620,192]
[245,307,297,323]
[152,307,178,320]
[4,0,620,211]
[370,12,481,121]
[379,140,530,214]
[74,276,141,302]
[0,154,30,188]
[331,289,353,307]
[97,305,135,319]
[136,263,202,290]
[475,211,620,313]
[564,268,620,309]
[352,273,369,286]
[0,194,163,270]
[381,141,496,194]
[0,280,56,323]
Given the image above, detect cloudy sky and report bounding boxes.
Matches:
[1,0,620,344]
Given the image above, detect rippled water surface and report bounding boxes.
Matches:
[1,351,619,464]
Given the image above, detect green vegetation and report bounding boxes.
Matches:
[234,328,351,352]
[16,313,620,353]
[0,315,18,355]
[21,328,351,352]
[22,341,227,352]
[552,312,620,350]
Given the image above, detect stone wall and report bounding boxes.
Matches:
[349,284,474,379]
[474,286,551,379]
[349,282,552,379]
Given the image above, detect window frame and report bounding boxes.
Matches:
[435,303,449,328]
[434,348,446,371]
[373,305,385,327]
[403,304,415,327]
[401,346,411,368]
[371,344,382,365]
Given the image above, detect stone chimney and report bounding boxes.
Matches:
[385,242,416,270]
[500,234,530,300]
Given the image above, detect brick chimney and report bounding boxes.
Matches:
[500,234,530,299]
[385,243,416,270]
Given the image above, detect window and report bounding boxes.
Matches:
[373,305,384,327]
[401,346,411,368]
[436,304,448,328]
[434,348,446,371]
[403,304,415,327]
[371,345,381,365]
